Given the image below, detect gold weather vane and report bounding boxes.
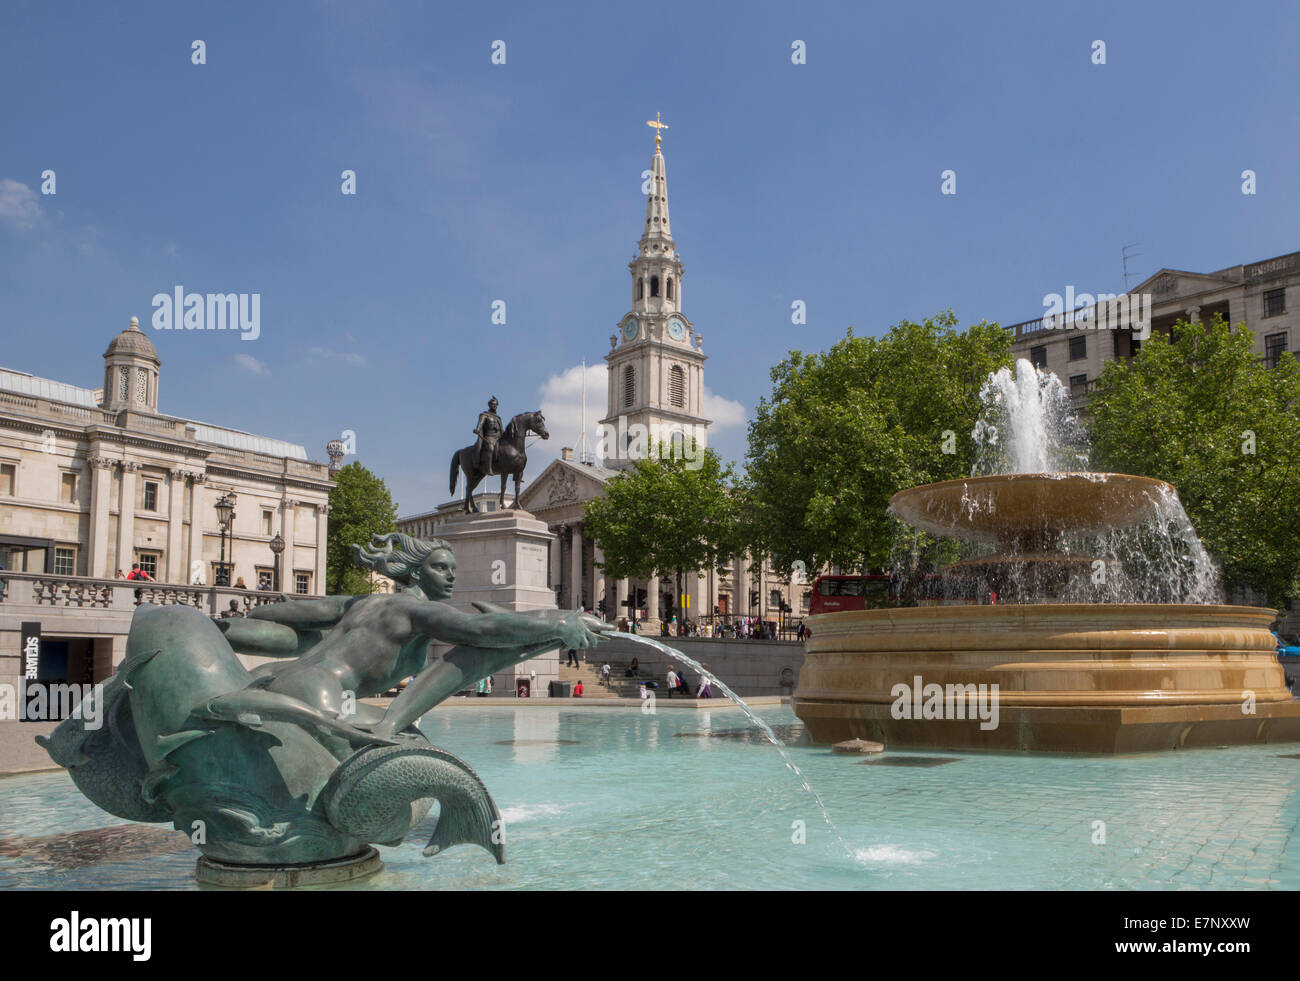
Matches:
[646,112,668,149]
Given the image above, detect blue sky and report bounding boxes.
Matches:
[2,0,1297,514]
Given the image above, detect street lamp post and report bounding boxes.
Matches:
[215,493,236,587]
[269,533,284,593]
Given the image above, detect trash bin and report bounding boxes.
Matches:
[548,680,571,698]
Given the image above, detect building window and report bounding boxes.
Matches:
[669,365,685,408]
[650,275,660,297]
[637,278,644,300]
[118,366,129,401]
[1265,332,1287,369]
[1069,374,1088,398]
[0,463,14,496]
[667,276,674,301]
[295,572,311,595]
[136,369,148,403]
[255,566,274,590]
[1264,288,1286,318]
[1029,345,1047,369]
[142,480,158,511]
[54,547,76,576]
[623,365,635,408]
[61,472,77,503]
[262,509,273,535]
[136,552,159,578]
[1068,335,1087,361]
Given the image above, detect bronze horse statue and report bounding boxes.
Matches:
[450,410,549,512]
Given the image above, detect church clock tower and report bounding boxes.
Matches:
[601,115,710,469]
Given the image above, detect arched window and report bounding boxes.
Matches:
[623,365,635,408]
[666,277,674,301]
[637,278,644,300]
[669,365,685,408]
[650,275,660,297]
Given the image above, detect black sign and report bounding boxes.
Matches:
[19,621,39,722]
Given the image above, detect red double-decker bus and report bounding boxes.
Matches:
[808,573,952,615]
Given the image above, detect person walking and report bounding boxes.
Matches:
[566,648,579,668]
[601,661,611,688]
[666,667,679,699]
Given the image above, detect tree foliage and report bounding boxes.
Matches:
[1088,315,1300,607]
[741,312,1012,576]
[325,461,398,595]
[583,445,740,619]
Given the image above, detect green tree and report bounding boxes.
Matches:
[742,311,1012,577]
[583,444,740,622]
[1089,314,1300,607]
[325,461,398,595]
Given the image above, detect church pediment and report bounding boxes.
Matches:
[519,459,611,513]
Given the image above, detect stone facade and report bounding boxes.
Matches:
[1006,250,1300,403]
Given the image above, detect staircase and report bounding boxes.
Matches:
[558,655,690,698]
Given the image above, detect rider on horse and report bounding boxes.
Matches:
[473,397,503,475]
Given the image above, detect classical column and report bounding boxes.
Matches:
[115,460,138,576]
[569,523,584,610]
[87,457,114,578]
[615,578,629,624]
[592,544,607,615]
[280,498,298,592]
[314,503,329,595]
[550,525,564,600]
[1186,306,1201,324]
[166,468,186,582]
[645,575,660,624]
[187,473,206,583]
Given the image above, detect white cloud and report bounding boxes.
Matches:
[0,179,42,230]
[309,346,367,367]
[702,386,747,430]
[234,353,271,376]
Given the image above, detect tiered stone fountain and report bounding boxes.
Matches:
[794,362,1300,752]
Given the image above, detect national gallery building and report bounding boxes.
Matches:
[0,318,334,685]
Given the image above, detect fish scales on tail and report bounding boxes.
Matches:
[322,743,505,864]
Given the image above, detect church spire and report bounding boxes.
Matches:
[641,113,672,252]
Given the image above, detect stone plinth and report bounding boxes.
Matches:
[436,508,560,698]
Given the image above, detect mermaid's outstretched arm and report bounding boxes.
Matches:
[247,594,358,630]
[367,611,613,740]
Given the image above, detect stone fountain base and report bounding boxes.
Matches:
[793,604,1300,753]
[195,847,384,889]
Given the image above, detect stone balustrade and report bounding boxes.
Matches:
[0,571,285,619]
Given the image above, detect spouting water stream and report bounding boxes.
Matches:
[618,633,861,863]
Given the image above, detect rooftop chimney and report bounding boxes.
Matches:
[561,447,574,461]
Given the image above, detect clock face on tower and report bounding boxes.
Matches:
[621,316,639,342]
[666,316,687,341]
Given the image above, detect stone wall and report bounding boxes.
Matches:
[589,634,805,697]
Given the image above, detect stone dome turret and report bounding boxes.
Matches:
[103,316,160,364]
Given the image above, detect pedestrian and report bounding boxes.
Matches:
[677,670,691,697]
[601,661,611,687]
[125,563,153,582]
[566,648,579,667]
[638,683,648,700]
[666,667,679,698]
[115,569,126,579]
[234,576,247,590]
[573,680,584,698]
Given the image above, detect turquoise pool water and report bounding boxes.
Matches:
[3,704,1299,890]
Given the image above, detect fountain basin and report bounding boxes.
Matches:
[793,604,1300,752]
[888,472,1172,546]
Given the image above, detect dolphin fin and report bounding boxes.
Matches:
[200,690,397,750]
[141,764,179,804]
[155,729,214,758]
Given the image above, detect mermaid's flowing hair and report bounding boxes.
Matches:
[352,532,450,585]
